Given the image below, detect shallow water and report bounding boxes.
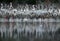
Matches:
[0,18,60,41]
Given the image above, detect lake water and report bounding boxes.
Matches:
[0,18,60,41]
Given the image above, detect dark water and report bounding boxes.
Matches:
[0,18,60,41]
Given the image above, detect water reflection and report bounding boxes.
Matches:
[0,19,60,41]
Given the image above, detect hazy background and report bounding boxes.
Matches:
[0,0,60,4]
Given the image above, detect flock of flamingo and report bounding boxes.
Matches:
[0,3,60,22]
[0,3,60,39]
[0,3,60,19]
